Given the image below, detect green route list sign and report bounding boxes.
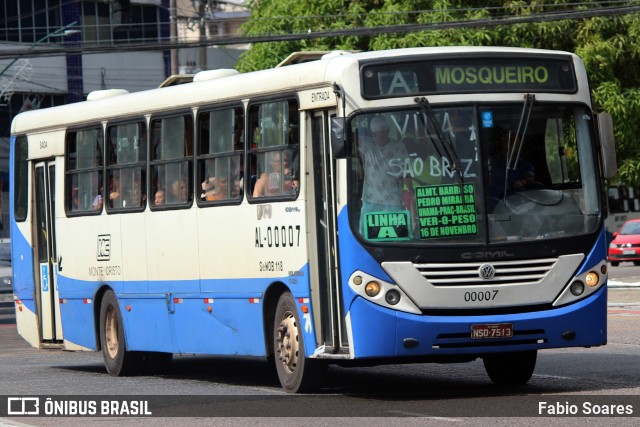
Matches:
[415,183,478,239]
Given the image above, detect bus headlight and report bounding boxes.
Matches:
[347,271,421,314]
[569,281,585,296]
[553,260,607,307]
[585,272,599,288]
[385,290,401,305]
[365,281,381,297]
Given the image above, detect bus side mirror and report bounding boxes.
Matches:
[598,112,617,178]
[331,117,347,159]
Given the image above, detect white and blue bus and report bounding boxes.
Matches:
[10,47,616,392]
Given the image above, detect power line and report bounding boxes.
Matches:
[1,3,640,60]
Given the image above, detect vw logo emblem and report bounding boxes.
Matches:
[478,264,496,280]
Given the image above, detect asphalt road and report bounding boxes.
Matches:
[0,266,638,426]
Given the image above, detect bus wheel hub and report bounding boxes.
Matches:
[276,312,299,373]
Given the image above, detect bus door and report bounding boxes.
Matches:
[309,111,348,354]
[33,160,63,344]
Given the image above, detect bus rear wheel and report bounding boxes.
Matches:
[273,292,326,393]
[99,290,140,376]
[483,350,537,385]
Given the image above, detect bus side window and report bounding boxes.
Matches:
[14,136,29,221]
[150,114,194,209]
[105,122,147,212]
[196,106,244,205]
[248,99,300,200]
[65,127,104,215]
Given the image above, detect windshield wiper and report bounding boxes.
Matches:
[414,97,464,186]
[503,93,535,201]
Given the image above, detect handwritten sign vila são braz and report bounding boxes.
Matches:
[416,183,478,239]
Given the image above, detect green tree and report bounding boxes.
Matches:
[238,1,640,184]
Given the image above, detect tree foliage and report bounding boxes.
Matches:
[238,1,640,184]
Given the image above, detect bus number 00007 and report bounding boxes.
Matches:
[464,290,498,302]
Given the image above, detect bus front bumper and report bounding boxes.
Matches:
[346,285,607,359]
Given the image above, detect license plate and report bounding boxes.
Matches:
[471,323,513,339]
[623,249,636,255]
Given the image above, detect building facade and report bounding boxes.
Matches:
[0,0,248,238]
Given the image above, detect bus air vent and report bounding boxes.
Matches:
[413,258,558,286]
[86,89,129,101]
[193,69,239,82]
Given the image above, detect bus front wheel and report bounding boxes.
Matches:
[273,292,326,393]
[99,290,140,376]
[483,350,537,385]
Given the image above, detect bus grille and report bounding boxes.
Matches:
[412,258,558,286]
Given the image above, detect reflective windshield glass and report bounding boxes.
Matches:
[349,104,600,244]
[350,106,485,244]
[620,221,640,235]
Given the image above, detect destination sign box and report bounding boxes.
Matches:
[362,56,576,98]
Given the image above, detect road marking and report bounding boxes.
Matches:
[608,309,640,316]
[0,418,37,427]
[533,374,573,380]
[387,411,462,421]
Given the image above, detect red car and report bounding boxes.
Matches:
[608,219,640,266]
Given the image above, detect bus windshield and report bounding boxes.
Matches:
[349,103,600,244]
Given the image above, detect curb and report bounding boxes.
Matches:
[608,281,640,288]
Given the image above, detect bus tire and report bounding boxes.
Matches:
[99,290,140,376]
[483,350,537,385]
[273,292,326,393]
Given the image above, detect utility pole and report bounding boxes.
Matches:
[199,0,207,72]
[170,0,178,74]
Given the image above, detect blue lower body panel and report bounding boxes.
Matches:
[60,299,98,350]
[348,286,607,358]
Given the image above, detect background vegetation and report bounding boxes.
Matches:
[237,1,640,185]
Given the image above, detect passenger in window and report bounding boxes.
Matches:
[131,180,146,207]
[109,176,122,208]
[231,157,244,198]
[71,187,80,211]
[154,188,166,206]
[253,151,298,197]
[170,178,189,203]
[201,177,216,201]
[202,175,229,201]
[92,188,103,211]
[231,176,242,198]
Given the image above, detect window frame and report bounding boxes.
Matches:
[13,135,29,222]
[196,103,245,208]
[247,97,301,203]
[105,119,148,213]
[64,125,105,217]
[148,112,194,211]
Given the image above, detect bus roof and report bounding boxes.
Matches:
[11,46,578,135]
